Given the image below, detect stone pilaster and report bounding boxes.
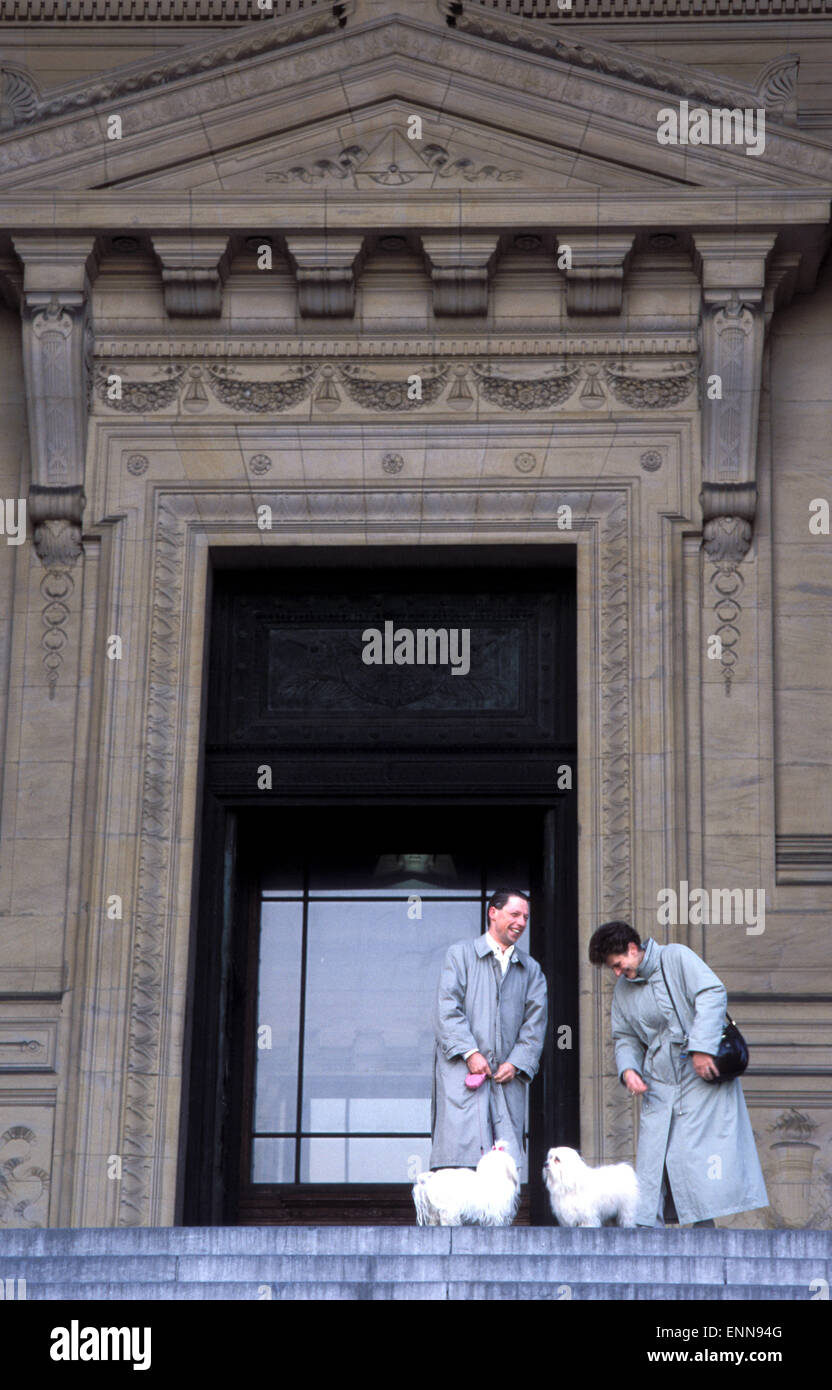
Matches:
[693,235,775,931]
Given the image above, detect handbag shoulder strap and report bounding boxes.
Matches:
[659,953,688,1039]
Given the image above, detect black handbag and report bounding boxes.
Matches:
[659,956,749,1082]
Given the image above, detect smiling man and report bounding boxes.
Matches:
[429,890,548,1172]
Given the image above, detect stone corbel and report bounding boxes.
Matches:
[694,234,774,692]
[152,234,231,318]
[13,236,99,568]
[285,235,365,318]
[420,235,499,317]
[28,484,86,569]
[561,235,633,316]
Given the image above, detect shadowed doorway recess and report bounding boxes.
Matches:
[182,550,578,1225]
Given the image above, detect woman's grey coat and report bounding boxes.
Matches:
[612,938,768,1225]
[430,933,548,1169]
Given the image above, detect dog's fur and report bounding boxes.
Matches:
[543,1146,639,1227]
[413,1140,520,1227]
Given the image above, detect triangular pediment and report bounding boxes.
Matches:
[0,0,830,194]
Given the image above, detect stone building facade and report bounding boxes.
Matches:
[0,0,830,1229]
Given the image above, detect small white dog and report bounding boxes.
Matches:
[413,1140,520,1227]
[543,1146,639,1228]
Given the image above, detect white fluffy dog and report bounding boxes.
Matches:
[413,1140,520,1227]
[543,1146,639,1228]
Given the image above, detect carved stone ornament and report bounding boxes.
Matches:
[604,362,697,409]
[563,237,634,318]
[0,1124,50,1228]
[755,54,800,119]
[701,482,756,695]
[207,365,316,412]
[28,485,85,567]
[702,298,763,483]
[0,66,39,129]
[340,364,450,410]
[284,235,365,318]
[5,2,352,128]
[473,364,580,411]
[265,133,521,189]
[23,295,89,488]
[95,365,186,413]
[27,485,84,698]
[94,357,700,417]
[694,237,771,694]
[441,0,783,112]
[421,236,499,318]
[152,236,231,318]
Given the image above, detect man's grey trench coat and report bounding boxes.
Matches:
[612,938,768,1225]
[430,934,548,1169]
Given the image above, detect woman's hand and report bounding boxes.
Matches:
[622,1068,648,1095]
[691,1052,719,1080]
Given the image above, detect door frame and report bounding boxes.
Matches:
[180,550,579,1225]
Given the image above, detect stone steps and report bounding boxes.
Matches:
[0,1226,829,1300]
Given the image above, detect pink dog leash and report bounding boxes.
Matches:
[465,1070,492,1156]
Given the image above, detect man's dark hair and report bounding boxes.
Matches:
[487,889,530,916]
[588,920,641,965]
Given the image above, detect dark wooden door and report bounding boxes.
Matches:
[181,550,578,1225]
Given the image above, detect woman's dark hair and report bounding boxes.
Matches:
[487,889,530,915]
[588,920,641,965]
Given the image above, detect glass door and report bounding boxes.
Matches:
[234,808,536,1220]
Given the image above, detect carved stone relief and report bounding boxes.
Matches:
[265,132,522,189]
[94,358,697,418]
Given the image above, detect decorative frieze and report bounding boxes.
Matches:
[93,356,698,417]
[94,334,699,360]
[421,235,499,318]
[0,0,826,19]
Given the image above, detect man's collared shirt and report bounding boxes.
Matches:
[463,931,515,1059]
[485,930,515,976]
